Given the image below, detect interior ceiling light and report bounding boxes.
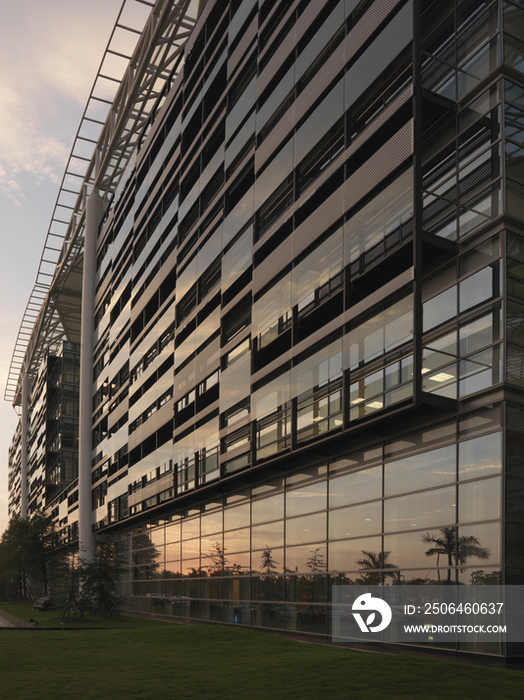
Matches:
[428,372,454,382]
[367,401,383,409]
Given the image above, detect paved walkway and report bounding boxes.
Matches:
[0,609,32,628]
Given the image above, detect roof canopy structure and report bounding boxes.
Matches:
[5,0,196,408]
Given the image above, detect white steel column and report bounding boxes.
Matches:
[20,371,30,519]
[79,189,103,561]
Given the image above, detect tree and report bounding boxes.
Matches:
[26,511,70,599]
[0,512,69,603]
[422,527,490,583]
[78,539,128,616]
[0,515,33,601]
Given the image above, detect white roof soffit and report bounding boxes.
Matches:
[5,0,196,406]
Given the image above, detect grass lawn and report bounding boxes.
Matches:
[1,602,523,699]
[0,600,157,628]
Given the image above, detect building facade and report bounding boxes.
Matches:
[8,342,80,532]
[7,0,524,659]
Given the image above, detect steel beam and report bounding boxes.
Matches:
[5,0,196,407]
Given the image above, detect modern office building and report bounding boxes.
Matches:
[6,0,524,659]
[8,342,80,543]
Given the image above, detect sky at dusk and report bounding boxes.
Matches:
[0,0,154,533]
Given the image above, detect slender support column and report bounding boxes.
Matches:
[412,0,424,408]
[79,190,103,561]
[20,372,30,520]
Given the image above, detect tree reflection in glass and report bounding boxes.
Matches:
[258,547,282,602]
[469,569,501,585]
[132,532,161,580]
[356,550,398,584]
[422,527,490,583]
[203,542,243,575]
[306,547,326,573]
[260,545,278,575]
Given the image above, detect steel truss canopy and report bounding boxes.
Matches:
[5,0,197,407]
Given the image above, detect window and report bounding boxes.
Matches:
[177,456,195,493]
[256,404,291,458]
[297,381,343,441]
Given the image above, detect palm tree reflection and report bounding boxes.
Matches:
[356,550,398,584]
[422,527,490,583]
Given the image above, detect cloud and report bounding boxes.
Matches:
[0,1,122,202]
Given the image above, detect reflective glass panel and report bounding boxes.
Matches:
[507,343,524,387]
[507,230,524,263]
[150,528,165,547]
[459,477,501,523]
[252,493,284,524]
[347,294,413,368]
[200,535,223,558]
[222,229,252,290]
[286,543,327,573]
[220,348,251,413]
[507,258,524,301]
[329,501,382,540]
[385,530,446,572]
[344,1,413,109]
[329,466,382,507]
[181,538,200,560]
[459,403,502,437]
[423,286,457,332]
[253,271,292,338]
[385,445,456,497]
[344,168,413,265]
[459,306,500,355]
[256,66,294,131]
[507,522,524,568]
[423,328,457,372]
[507,476,524,520]
[166,542,180,561]
[292,228,343,311]
[286,482,327,518]
[459,267,494,312]
[224,527,251,554]
[384,486,456,532]
[165,521,181,543]
[458,522,501,566]
[328,536,382,573]
[507,300,524,344]
[252,546,284,575]
[295,0,344,79]
[459,344,502,396]
[181,517,200,540]
[295,79,344,165]
[459,234,501,275]
[458,432,502,479]
[224,503,250,531]
[422,362,457,398]
[286,513,327,546]
[251,521,284,551]
[200,510,223,537]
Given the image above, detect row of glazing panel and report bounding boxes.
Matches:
[115,403,504,585]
